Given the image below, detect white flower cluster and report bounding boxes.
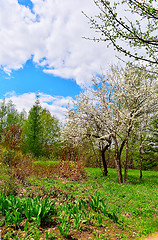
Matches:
[63,66,158,149]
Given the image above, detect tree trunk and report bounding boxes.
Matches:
[101,140,111,177]
[129,156,133,169]
[140,134,143,179]
[140,158,143,179]
[124,141,128,183]
[101,148,108,176]
[115,152,123,183]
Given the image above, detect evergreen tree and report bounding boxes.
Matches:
[23,96,44,157]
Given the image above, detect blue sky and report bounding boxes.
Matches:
[0,0,117,121]
[18,0,33,9]
[0,59,81,98]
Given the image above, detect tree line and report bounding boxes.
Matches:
[0,96,61,158]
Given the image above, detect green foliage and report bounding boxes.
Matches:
[0,168,158,239]
[22,97,61,157]
[0,99,26,141]
[0,146,15,166]
[0,195,57,228]
[58,218,71,237]
[22,96,44,157]
[33,160,60,167]
[41,108,61,157]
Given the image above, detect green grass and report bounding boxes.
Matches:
[33,160,60,166]
[1,167,158,239]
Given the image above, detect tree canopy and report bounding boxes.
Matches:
[85,0,158,70]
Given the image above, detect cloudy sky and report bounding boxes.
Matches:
[0,0,118,121]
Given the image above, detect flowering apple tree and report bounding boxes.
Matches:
[63,66,158,183]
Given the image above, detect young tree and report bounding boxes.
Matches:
[23,97,61,157]
[22,96,44,157]
[41,108,61,157]
[85,0,158,70]
[0,99,7,137]
[63,66,158,183]
[0,99,26,140]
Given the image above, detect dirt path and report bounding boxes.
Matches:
[139,232,158,240]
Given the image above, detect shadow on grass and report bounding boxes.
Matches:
[85,167,158,186]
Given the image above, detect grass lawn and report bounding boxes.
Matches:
[0,167,158,240]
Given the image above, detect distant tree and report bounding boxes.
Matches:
[0,99,7,137]
[41,108,61,157]
[23,97,61,157]
[85,0,158,70]
[0,99,26,140]
[22,96,44,157]
[146,116,158,153]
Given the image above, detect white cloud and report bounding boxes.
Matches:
[0,0,117,87]
[1,92,73,122]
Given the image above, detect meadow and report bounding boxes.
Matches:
[0,165,158,240]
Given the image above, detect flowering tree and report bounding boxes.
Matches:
[63,66,158,183]
[85,0,158,71]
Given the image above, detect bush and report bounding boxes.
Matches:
[1,124,22,150]
[32,163,59,179]
[11,153,35,182]
[58,145,86,180]
[0,163,17,195]
[58,160,85,181]
[0,146,15,166]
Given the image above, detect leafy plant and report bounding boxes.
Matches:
[89,195,102,212]
[73,212,82,230]
[107,212,119,223]
[0,164,17,195]
[58,217,71,237]
[82,210,92,224]
[94,213,103,227]
[0,195,57,228]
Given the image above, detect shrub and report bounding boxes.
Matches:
[0,146,15,166]
[1,124,22,150]
[58,145,85,180]
[32,163,59,179]
[58,160,85,181]
[0,163,17,195]
[12,153,34,181]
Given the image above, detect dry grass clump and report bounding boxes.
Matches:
[58,146,85,180]
[58,160,85,181]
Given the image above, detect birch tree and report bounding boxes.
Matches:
[63,66,158,183]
